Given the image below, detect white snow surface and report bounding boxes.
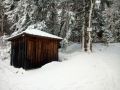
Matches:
[0,43,120,90]
[8,28,62,40]
[24,28,62,39]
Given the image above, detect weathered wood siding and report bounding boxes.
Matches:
[25,36,59,69]
[11,37,25,68]
[10,34,60,69]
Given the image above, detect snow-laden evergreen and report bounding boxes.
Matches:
[1,0,120,45]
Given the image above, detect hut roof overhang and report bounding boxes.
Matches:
[7,29,63,41]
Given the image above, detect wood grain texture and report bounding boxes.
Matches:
[10,34,61,69]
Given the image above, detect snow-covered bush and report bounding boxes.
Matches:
[102,30,114,44]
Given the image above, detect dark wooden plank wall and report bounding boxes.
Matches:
[10,35,60,69]
[26,36,59,69]
[11,37,25,68]
[10,41,14,65]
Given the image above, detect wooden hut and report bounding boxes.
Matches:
[8,29,62,69]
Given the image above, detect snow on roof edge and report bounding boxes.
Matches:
[7,29,63,40]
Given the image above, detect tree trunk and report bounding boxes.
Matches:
[81,0,85,51]
[87,0,93,52]
[0,5,4,35]
[1,15,4,34]
[84,0,94,52]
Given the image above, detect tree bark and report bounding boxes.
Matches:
[87,0,93,52]
[0,5,4,35]
[84,0,94,52]
[1,15,4,34]
[81,0,85,51]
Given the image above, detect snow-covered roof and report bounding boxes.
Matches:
[8,29,63,40]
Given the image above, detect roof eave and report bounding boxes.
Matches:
[7,33,63,41]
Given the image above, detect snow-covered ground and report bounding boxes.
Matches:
[0,43,120,90]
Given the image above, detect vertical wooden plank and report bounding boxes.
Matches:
[49,40,52,62]
[50,40,53,62]
[18,39,20,67]
[10,42,13,65]
[45,39,47,63]
[39,39,42,65]
[53,40,55,61]
[57,40,59,61]
[21,37,23,68]
[42,39,45,65]
[26,37,36,69]
[12,41,15,66]
[55,40,58,61]
[54,40,57,61]
[35,38,38,68]
[38,39,41,67]
[54,40,56,61]
[24,36,27,69]
[21,37,25,68]
[42,39,45,64]
[34,38,36,68]
[40,39,43,65]
[38,39,40,67]
[47,40,50,61]
[50,40,53,61]
[35,38,38,67]
[15,40,19,67]
[37,39,39,64]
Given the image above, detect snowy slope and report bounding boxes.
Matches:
[0,43,120,90]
